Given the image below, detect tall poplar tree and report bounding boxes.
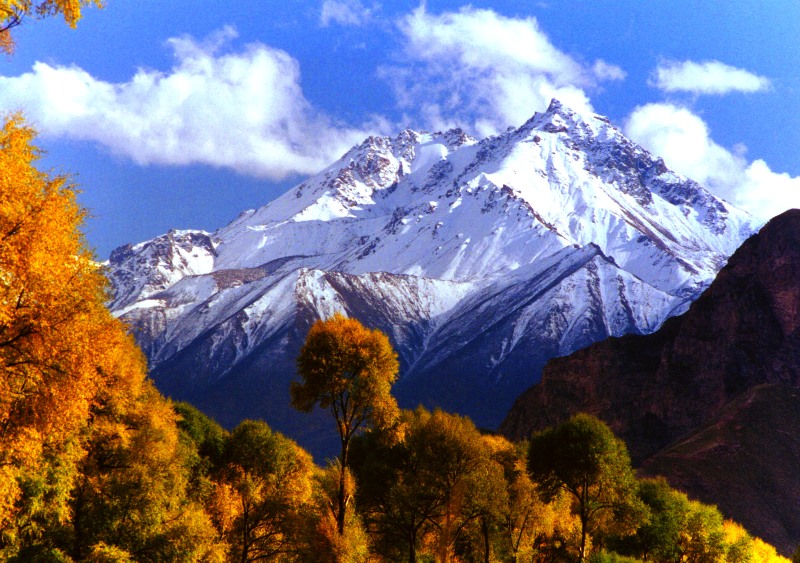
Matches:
[292,313,399,536]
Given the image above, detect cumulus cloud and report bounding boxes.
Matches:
[0,27,373,179]
[592,60,627,82]
[382,6,624,137]
[625,103,800,221]
[651,60,771,95]
[320,0,375,27]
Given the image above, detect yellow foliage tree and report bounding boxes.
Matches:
[293,313,400,536]
[0,115,223,560]
[0,0,102,52]
[0,7,224,561]
[482,435,580,563]
[71,382,226,561]
[213,420,315,562]
[299,462,370,563]
[723,520,790,563]
[528,414,645,563]
[0,114,114,531]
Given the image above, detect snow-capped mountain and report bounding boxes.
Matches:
[107,100,755,453]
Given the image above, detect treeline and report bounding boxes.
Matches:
[178,397,789,563]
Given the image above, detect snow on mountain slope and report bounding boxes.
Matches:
[108,230,216,310]
[106,99,756,454]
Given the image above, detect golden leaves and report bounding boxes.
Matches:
[0,114,156,541]
[0,0,103,53]
[293,312,400,436]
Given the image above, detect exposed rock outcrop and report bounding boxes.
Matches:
[501,209,800,553]
[640,384,800,555]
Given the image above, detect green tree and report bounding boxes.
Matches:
[351,408,506,563]
[610,477,689,562]
[215,420,314,562]
[676,500,726,563]
[292,313,400,536]
[350,420,438,562]
[400,409,501,563]
[723,520,755,563]
[528,414,644,563]
[174,401,228,504]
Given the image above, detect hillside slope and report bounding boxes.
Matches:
[501,209,800,553]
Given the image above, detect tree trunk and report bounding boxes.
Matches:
[241,504,250,563]
[441,496,452,563]
[579,513,588,563]
[72,484,86,560]
[482,517,491,563]
[337,438,349,535]
[409,529,417,563]
[579,478,588,563]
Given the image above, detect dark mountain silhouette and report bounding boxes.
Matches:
[501,209,800,554]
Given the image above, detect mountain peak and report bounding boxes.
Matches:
[107,102,756,458]
[519,98,617,142]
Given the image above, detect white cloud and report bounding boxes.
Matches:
[737,161,800,221]
[320,0,375,27]
[383,6,624,137]
[592,60,626,82]
[0,27,374,179]
[625,103,800,221]
[651,60,771,95]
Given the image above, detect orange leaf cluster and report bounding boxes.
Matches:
[0,114,146,529]
[0,0,103,53]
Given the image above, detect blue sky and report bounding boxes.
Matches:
[3,1,800,257]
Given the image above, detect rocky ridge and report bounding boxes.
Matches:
[501,209,800,553]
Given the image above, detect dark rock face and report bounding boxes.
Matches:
[639,384,800,556]
[500,209,800,552]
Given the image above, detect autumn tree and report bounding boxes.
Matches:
[213,420,314,562]
[298,461,370,563]
[0,115,223,560]
[479,435,581,563]
[0,114,120,543]
[350,408,507,563]
[408,410,504,563]
[750,532,789,563]
[350,408,443,562]
[0,2,111,548]
[608,477,690,562]
[676,500,726,563]
[528,414,644,563]
[292,313,400,536]
[68,382,225,561]
[0,0,102,53]
[174,401,228,504]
